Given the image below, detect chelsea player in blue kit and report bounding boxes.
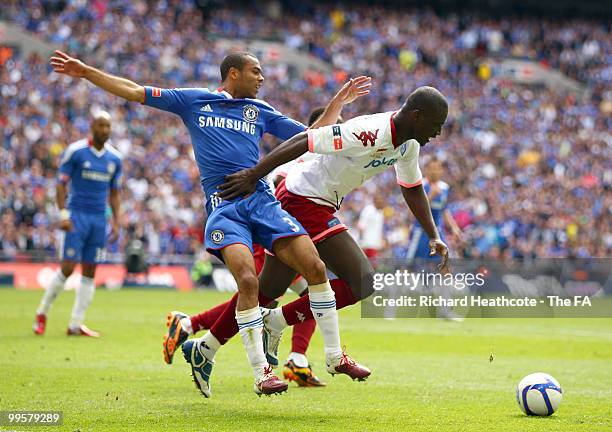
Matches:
[407,158,463,320]
[34,111,122,338]
[49,49,372,396]
[407,158,462,263]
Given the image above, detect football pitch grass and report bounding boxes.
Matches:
[1,288,611,432]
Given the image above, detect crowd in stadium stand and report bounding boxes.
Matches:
[1,0,610,263]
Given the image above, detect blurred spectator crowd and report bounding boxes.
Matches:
[1,0,610,263]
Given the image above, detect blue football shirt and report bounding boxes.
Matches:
[412,179,449,232]
[142,87,306,201]
[58,138,123,213]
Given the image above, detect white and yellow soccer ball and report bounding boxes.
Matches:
[516,372,563,416]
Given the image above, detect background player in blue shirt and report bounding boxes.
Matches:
[49,50,372,396]
[407,158,462,263]
[33,111,122,337]
[407,158,463,320]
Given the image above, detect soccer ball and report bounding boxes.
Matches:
[516,372,563,416]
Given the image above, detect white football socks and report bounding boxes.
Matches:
[180,317,194,335]
[236,306,268,380]
[69,276,95,329]
[197,331,221,360]
[308,281,342,362]
[288,352,309,368]
[36,269,67,315]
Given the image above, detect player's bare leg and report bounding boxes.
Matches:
[284,280,325,387]
[66,262,100,337]
[263,232,372,380]
[264,235,370,380]
[171,251,324,386]
[257,253,326,384]
[273,232,375,322]
[223,244,287,395]
[260,236,329,366]
[315,231,376,302]
[282,278,325,387]
[258,253,298,300]
[164,254,293,367]
[33,261,76,335]
[182,244,286,397]
[167,252,322,382]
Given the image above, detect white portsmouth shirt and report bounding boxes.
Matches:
[266,153,316,192]
[358,204,385,250]
[284,111,423,208]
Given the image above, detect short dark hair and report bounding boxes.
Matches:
[428,157,444,167]
[308,107,326,126]
[307,107,343,126]
[220,52,257,82]
[404,86,448,116]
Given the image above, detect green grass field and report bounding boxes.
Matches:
[1,288,611,432]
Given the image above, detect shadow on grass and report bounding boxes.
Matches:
[508,413,562,421]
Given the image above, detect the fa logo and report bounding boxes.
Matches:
[107,162,116,174]
[243,105,259,123]
[353,129,379,147]
[211,230,225,244]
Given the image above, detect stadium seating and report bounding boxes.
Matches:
[0,1,609,262]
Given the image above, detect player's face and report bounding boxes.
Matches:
[426,161,444,181]
[374,195,385,209]
[415,109,447,146]
[92,117,111,144]
[237,57,264,98]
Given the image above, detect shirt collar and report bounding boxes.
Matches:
[390,111,400,148]
[216,87,234,99]
[88,138,107,157]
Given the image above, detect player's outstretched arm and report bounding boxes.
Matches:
[310,76,372,129]
[400,185,450,273]
[50,50,144,103]
[218,132,309,200]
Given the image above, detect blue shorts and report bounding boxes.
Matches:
[60,210,107,264]
[407,228,445,264]
[205,188,307,261]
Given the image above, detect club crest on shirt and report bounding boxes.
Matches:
[243,105,259,123]
[83,161,92,169]
[107,162,116,174]
[211,229,225,244]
